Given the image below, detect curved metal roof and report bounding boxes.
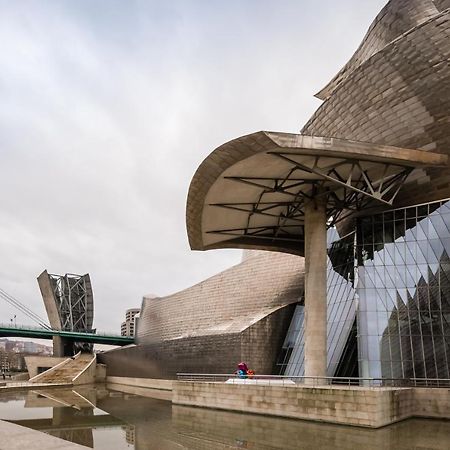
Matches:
[186,131,447,256]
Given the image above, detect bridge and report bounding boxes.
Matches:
[0,277,135,352]
[0,323,133,346]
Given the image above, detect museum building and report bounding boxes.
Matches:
[101,0,450,380]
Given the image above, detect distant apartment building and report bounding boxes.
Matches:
[121,308,140,337]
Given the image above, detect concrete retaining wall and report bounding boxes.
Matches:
[106,376,173,391]
[173,382,450,428]
[25,356,67,379]
[413,388,450,419]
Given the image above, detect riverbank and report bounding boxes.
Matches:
[105,376,450,429]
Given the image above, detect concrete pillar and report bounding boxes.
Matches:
[52,336,65,357]
[304,199,327,382]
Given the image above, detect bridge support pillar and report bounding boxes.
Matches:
[52,336,75,357]
[52,336,65,357]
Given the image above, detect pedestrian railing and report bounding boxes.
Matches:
[176,373,450,388]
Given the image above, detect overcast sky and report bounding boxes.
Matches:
[0,0,387,334]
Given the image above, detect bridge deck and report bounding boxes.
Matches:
[0,324,133,346]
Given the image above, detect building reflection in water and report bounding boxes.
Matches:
[10,386,123,449]
[2,386,450,449]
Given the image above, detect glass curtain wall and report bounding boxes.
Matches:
[357,199,450,379]
[279,198,450,380]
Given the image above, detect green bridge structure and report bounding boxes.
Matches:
[0,323,134,346]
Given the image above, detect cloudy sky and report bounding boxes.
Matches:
[0,0,387,334]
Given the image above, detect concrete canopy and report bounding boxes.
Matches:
[186,131,447,256]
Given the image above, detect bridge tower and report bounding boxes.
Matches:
[38,270,95,356]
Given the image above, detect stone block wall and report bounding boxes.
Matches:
[173,382,450,428]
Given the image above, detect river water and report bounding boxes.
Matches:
[0,385,449,449]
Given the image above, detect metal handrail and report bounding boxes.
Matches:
[176,373,450,388]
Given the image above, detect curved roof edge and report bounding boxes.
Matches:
[186,131,446,254]
[316,0,440,100]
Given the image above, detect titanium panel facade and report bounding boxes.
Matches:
[101,251,303,378]
[303,3,450,212]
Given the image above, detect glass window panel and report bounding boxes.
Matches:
[369,360,382,378]
[417,264,429,282]
[384,268,396,289]
[414,220,428,241]
[415,242,428,264]
[381,361,392,378]
[430,213,450,238]
[394,209,405,221]
[395,220,406,240]
[440,293,450,313]
[394,242,406,265]
[406,207,417,220]
[425,359,437,378]
[391,361,403,378]
[367,335,380,360]
[396,288,408,306]
[386,289,398,310]
[427,218,439,240]
[376,290,389,311]
[377,311,389,335]
[405,220,417,239]
[388,316,399,334]
[429,239,444,262]
[367,311,379,336]
[404,268,416,288]
[405,243,417,265]
[441,238,450,257]
[440,201,450,212]
[417,205,429,218]
[432,315,444,336]
[384,244,395,265]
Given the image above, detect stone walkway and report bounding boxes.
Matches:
[0,420,89,449]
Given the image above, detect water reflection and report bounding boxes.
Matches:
[0,386,449,449]
[172,405,450,450]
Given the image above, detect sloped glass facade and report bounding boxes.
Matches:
[280,198,450,379]
[358,199,450,379]
[278,230,357,376]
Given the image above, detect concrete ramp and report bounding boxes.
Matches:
[29,353,96,385]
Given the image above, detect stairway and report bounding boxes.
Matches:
[30,353,95,385]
